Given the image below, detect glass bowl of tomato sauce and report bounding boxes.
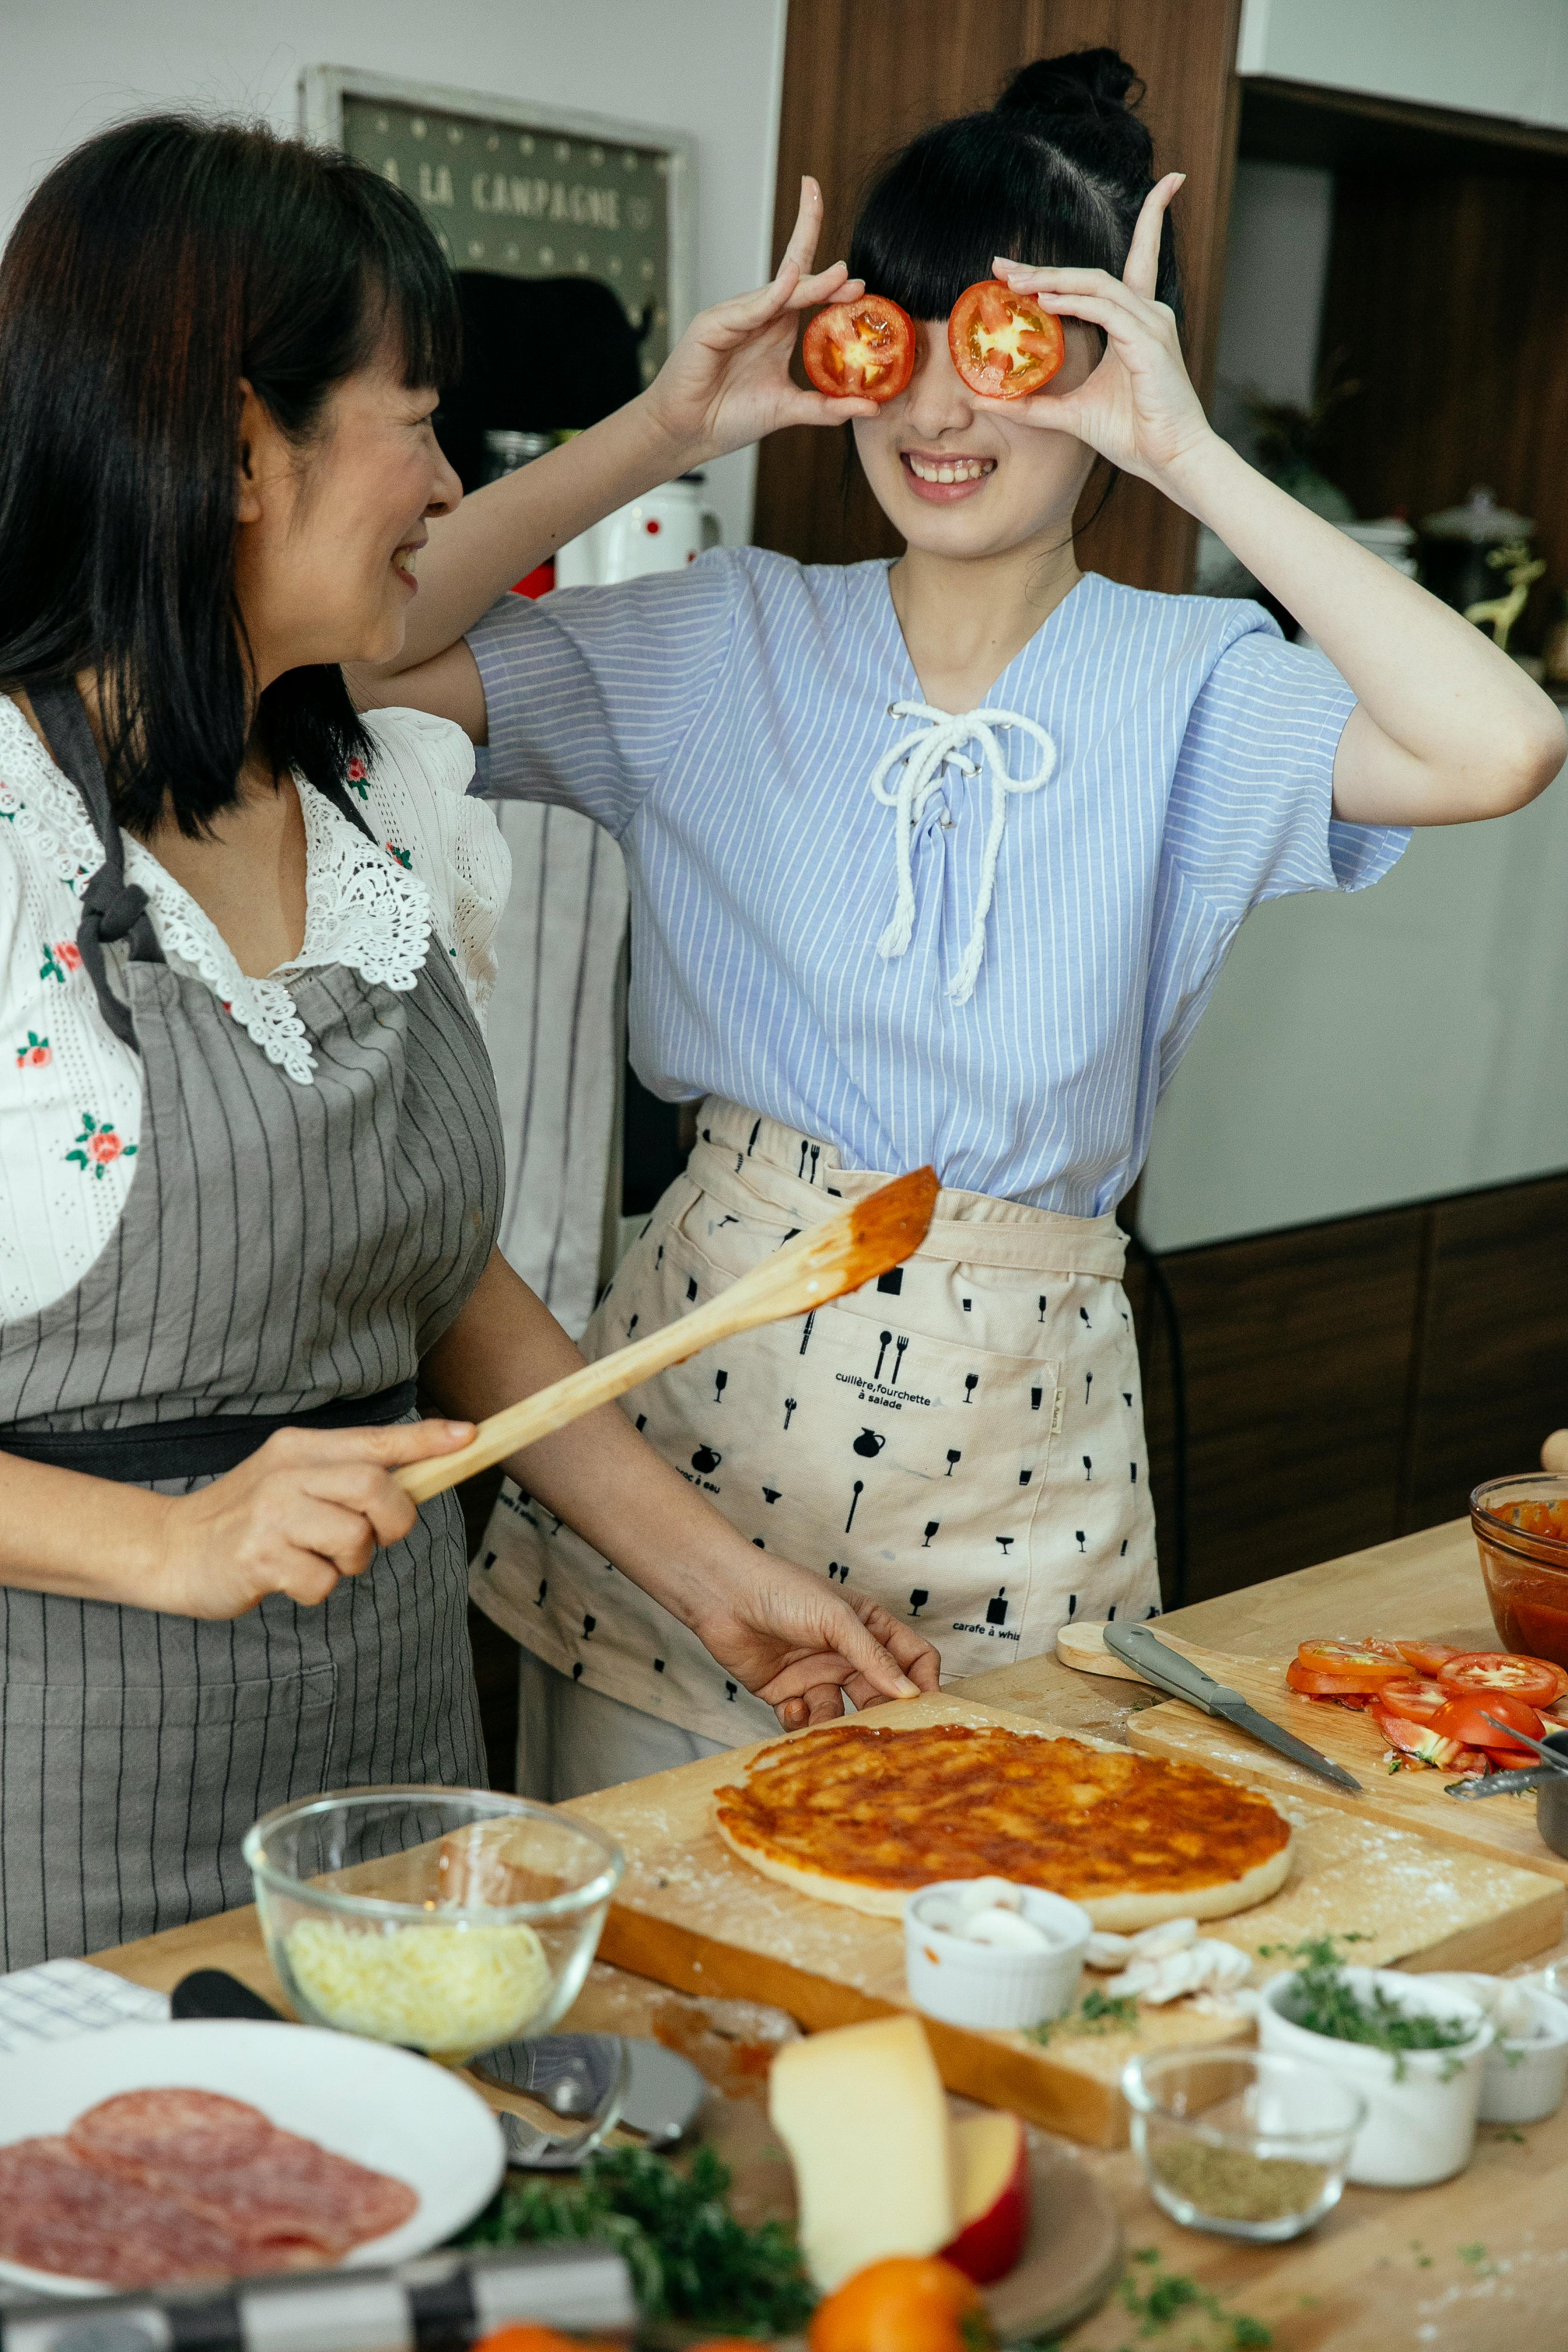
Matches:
[1472,1475,1568,1669]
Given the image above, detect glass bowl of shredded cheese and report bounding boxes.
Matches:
[244,1789,624,2063]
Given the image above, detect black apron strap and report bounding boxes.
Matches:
[0,1377,420,1484]
[28,680,163,1051]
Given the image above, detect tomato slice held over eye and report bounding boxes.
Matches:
[1293,1640,1404,1691]
[1392,1638,1461,1674]
[947,280,1066,400]
[1437,1652,1568,1704]
[802,296,917,403]
[1376,1676,1452,1726]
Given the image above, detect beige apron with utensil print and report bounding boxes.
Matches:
[473,1099,1159,1745]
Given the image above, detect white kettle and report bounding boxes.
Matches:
[555,474,721,588]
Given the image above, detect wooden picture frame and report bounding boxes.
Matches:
[299,65,698,382]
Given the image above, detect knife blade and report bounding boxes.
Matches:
[1103,1622,1364,1793]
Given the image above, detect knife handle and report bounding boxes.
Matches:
[1103,1623,1242,1715]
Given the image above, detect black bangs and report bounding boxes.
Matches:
[849,116,1133,320]
[339,181,463,394]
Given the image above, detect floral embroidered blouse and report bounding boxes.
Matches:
[0,699,510,1323]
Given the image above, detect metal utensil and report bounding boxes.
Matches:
[1444,1767,1550,1799]
[477,2032,707,2170]
[1103,1623,1364,1793]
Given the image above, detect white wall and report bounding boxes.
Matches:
[1237,0,1568,130]
[1138,777,1568,1253]
[0,0,789,547]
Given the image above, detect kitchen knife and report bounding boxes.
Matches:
[1103,1622,1364,1793]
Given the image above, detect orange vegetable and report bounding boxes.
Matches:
[473,2332,615,2352]
[809,2255,996,2352]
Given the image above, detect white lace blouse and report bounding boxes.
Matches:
[0,700,510,1322]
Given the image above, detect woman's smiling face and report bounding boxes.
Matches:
[233,344,463,691]
[852,314,1101,560]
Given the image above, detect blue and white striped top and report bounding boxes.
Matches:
[469,551,1406,1215]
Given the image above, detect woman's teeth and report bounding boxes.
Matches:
[906,455,994,484]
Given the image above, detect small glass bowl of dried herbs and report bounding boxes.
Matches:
[1122,2049,1365,2241]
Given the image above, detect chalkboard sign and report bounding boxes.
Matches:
[300,69,695,385]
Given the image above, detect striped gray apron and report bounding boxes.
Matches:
[0,690,503,1967]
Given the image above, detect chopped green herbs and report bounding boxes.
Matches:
[1101,2248,1273,2348]
[1260,1935,1477,2078]
[1027,1985,1141,2045]
[459,2142,813,2334]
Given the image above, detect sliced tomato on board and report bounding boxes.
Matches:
[1392,1638,1461,1674]
[1292,1640,1405,1692]
[1286,1660,1386,1698]
[947,281,1066,400]
[1430,1690,1544,1757]
[802,296,917,403]
[1436,1652,1568,1705]
[1370,1706,1488,1774]
[1374,1676,1452,1726]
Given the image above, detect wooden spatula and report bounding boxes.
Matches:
[396,1165,940,1505]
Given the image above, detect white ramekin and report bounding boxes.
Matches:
[1259,1968,1491,2186]
[1421,1973,1568,2126]
[904,1879,1092,2030]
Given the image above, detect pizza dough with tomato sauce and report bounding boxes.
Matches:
[714,1722,1293,1927]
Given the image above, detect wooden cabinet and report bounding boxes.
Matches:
[1238,0,1568,131]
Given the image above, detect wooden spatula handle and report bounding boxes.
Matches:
[397,1289,757,1504]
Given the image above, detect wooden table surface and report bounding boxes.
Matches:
[92,1517,1568,2352]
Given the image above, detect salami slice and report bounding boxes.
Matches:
[69,2090,417,2260]
[70,2089,273,2167]
[0,2137,242,2288]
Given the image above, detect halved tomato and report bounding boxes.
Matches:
[1436,1652,1568,1706]
[1369,1706,1487,1773]
[1293,1640,1405,1692]
[1375,1676,1451,1726]
[947,281,1065,400]
[1392,1639,1461,1675]
[802,296,917,403]
[1438,1702,1542,1759]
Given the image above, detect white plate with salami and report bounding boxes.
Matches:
[0,2020,506,2295]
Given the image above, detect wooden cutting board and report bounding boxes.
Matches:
[563,1691,1564,2149]
[1124,1637,1568,1888]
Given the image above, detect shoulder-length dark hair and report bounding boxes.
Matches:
[849,48,1182,326]
[0,115,460,835]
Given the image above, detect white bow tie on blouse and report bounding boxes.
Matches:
[868,700,1058,1004]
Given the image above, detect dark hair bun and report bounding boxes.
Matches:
[996,46,1141,119]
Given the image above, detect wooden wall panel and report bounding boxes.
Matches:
[1316,165,1568,612]
[1402,1173,1568,1529]
[752,0,1243,592]
[1126,1206,1426,1608]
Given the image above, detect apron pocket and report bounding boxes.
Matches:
[630,1220,1062,1659]
[0,1664,339,1955]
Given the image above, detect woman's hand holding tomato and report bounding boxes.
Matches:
[984,174,1214,489]
[641,175,880,470]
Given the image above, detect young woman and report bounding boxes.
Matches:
[0,116,935,1967]
[371,51,1564,1797]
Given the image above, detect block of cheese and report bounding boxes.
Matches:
[768,2015,956,2290]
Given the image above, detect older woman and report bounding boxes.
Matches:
[0,115,935,1968]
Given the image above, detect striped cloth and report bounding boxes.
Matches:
[470,553,1407,1215]
[484,800,628,1340]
